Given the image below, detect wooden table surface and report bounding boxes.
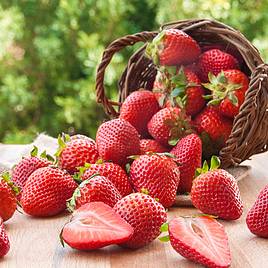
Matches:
[2,152,268,268]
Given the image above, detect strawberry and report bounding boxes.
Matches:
[81,162,132,197]
[67,175,122,211]
[147,107,192,147]
[198,49,239,82]
[70,134,96,144]
[194,106,232,158]
[146,29,201,66]
[191,157,243,220]
[96,119,140,166]
[21,167,77,217]
[57,137,99,174]
[119,90,160,137]
[113,193,167,248]
[61,202,133,250]
[204,70,249,118]
[12,146,51,199]
[167,216,231,268]
[152,67,205,116]
[170,134,202,193]
[0,220,10,257]
[129,154,180,208]
[246,184,268,238]
[0,173,18,222]
[140,139,168,154]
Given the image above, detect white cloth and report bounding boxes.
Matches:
[0,134,58,169]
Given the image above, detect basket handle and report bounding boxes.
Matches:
[96,31,157,117]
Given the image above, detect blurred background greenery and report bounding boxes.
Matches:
[0,0,267,143]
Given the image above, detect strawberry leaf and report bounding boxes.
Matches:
[159,235,170,242]
[30,146,38,157]
[160,222,169,232]
[210,156,221,170]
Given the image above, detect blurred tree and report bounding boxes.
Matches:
[0,0,267,143]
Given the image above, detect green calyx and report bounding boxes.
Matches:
[145,31,166,65]
[203,71,242,107]
[54,133,71,158]
[159,222,170,242]
[30,145,55,162]
[156,66,197,110]
[72,162,92,183]
[165,109,193,146]
[195,155,221,177]
[1,172,20,195]
[67,173,100,212]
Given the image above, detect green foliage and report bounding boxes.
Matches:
[0,0,267,143]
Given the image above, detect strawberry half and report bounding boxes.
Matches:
[168,216,231,268]
[246,184,268,238]
[61,202,134,250]
[146,29,201,66]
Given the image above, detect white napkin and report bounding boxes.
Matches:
[0,133,58,169]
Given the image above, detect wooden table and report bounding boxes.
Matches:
[2,152,268,268]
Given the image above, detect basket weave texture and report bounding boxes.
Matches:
[96,19,268,168]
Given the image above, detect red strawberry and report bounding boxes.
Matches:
[194,106,232,157]
[81,162,132,197]
[153,92,172,108]
[146,29,201,66]
[153,67,205,116]
[70,134,95,144]
[12,147,51,198]
[198,49,239,82]
[148,107,192,147]
[21,167,77,217]
[168,216,231,268]
[0,173,18,222]
[129,154,180,208]
[67,175,122,211]
[204,70,249,118]
[61,202,133,250]
[96,119,140,166]
[246,184,268,238]
[0,220,10,257]
[140,139,168,154]
[170,134,202,193]
[119,90,160,136]
[113,193,167,248]
[191,158,243,220]
[58,138,99,174]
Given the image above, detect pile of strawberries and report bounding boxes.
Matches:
[0,28,267,268]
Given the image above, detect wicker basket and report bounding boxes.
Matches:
[96,19,268,168]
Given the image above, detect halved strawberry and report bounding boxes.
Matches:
[61,202,133,250]
[168,216,231,268]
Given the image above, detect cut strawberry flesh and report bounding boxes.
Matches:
[169,216,231,268]
[62,202,133,250]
